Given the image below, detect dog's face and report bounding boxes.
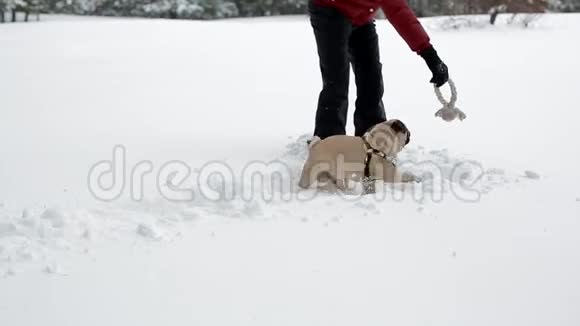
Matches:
[364,119,411,156]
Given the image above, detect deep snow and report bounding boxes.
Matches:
[1,13,579,326]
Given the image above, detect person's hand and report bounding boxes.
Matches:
[419,46,449,88]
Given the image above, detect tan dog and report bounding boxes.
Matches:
[298,120,416,192]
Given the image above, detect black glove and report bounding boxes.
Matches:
[419,46,449,88]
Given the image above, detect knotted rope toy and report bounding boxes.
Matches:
[434,79,466,122]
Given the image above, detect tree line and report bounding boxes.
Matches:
[1,0,579,23]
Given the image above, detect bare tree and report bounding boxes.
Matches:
[492,0,547,25]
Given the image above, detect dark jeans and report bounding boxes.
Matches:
[309,0,386,138]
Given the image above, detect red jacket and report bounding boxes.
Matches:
[314,0,431,53]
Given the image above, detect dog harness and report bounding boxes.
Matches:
[361,136,396,179]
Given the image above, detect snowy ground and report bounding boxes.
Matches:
[1,13,579,325]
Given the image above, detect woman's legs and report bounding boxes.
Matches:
[309,1,386,138]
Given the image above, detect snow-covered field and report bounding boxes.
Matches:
[1,13,579,325]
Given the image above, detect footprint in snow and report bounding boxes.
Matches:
[353,202,376,211]
[0,222,17,238]
[524,170,541,180]
[40,208,67,228]
[0,267,15,278]
[136,224,162,240]
[181,207,202,221]
[43,263,66,276]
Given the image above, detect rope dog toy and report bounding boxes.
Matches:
[434,79,466,122]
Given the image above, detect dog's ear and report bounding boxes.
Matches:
[390,119,407,134]
[389,120,411,145]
